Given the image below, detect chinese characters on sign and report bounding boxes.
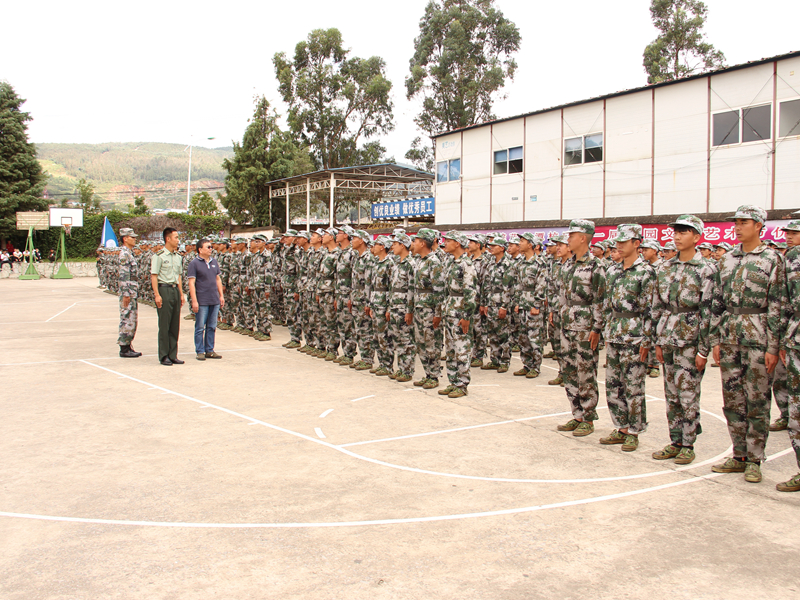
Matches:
[371,197,435,220]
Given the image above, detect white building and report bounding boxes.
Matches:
[432,51,800,226]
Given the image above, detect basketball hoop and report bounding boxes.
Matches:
[64,224,72,237]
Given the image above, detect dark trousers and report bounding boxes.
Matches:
[157,286,181,361]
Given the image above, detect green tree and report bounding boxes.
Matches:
[189,191,219,216]
[405,1,521,137]
[643,0,725,84]
[273,28,394,170]
[222,96,314,226]
[128,194,150,215]
[404,136,434,172]
[0,82,47,242]
[75,178,102,215]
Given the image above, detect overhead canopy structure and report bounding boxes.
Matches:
[265,163,433,230]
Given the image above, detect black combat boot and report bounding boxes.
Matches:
[119,344,140,358]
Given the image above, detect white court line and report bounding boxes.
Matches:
[74,360,738,485]
[351,395,375,403]
[315,427,326,438]
[320,409,334,418]
[45,303,78,322]
[0,449,792,529]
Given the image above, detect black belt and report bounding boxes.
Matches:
[612,310,642,319]
[373,287,388,292]
[391,288,408,293]
[726,307,768,315]
[158,283,178,288]
[567,300,591,307]
[668,306,698,314]
[448,292,464,297]
[416,288,434,293]
[522,287,538,292]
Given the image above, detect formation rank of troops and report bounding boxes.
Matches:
[98,205,800,493]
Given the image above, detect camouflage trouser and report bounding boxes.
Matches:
[660,344,703,446]
[772,359,789,420]
[353,301,374,363]
[318,292,337,353]
[304,292,318,348]
[472,312,487,360]
[285,290,302,343]
[373,308,392,369]
[235,289,248,328]
[335,296,358,358]
[485,309,511,366]
[117,296,138,345]
[414,307,442,379]
[255,292,271,335]
[605,343,648,434]
[510,309,522,349]
[549,313,564,373]
[445,314,473,389]
[519,309,544,373]
[271,286,284,323]
[719,344,773,462]
[560,329,600,422]
[389,306,415,376]
[784,348,800,468]
[243,290,257,330]
[221,288,235,325]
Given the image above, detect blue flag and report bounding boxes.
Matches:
[101,217,118,248]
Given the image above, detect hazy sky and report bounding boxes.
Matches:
[2,0,798,162]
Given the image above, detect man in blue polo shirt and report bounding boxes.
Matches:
[187,238,224,361]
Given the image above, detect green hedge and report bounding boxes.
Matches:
[9,211,230,258]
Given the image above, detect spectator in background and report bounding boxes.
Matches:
[48,249,56,262]
[0,250,11,269]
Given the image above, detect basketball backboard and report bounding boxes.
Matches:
[49,207,84,228]
[16,212,50,231]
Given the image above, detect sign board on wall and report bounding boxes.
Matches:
[372,197,435,220]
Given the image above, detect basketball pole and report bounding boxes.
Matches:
[52,226,72,279]
[19,225,40,280]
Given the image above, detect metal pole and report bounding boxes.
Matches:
[306,177,311,232]
[186,144,193,211]
[286,182,290,232]
[329,173,335,227]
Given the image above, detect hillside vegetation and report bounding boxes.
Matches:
[37,142,233,211]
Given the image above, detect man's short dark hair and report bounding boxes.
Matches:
[673,224,698,235]
[197,238,211,250]
[421,238,433,250]
[163,227,178,242]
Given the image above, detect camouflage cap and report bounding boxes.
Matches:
[714,242,733,252]
[590,239,604,249]
[234,237,247,244]
[393,233,412,248]
[443,230,469,248]
[313,227,326,237]
[552,234,569,245]
[374,235,393,249]
[783,220,800,232]
[640,239,661,251]
[296,231,311,240]
[508,233,521,245]
[614,224,643,243]
[669,214,704,235]
[324,227,339,237]
[340,225,356,238]
[251,234,267,242]
[697,242,715,251]
[416,228,438,243]
[729,204,767,224]
[465,232,483,245]
[775,241,787,249]
[763,239,776,247]
[486,234,508,248]
[392,227,406,236]
[119,227,139,238]
[566,219,595,237]
[283,229,299,237]
[519,232,540,246]
[663,241,677,251]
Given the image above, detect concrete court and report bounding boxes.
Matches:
[1,276,799,600]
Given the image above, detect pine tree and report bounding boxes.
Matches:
[0,82,47,241]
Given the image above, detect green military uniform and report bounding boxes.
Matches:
[151,246,183,362]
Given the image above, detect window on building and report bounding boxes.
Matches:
[564,134,603,165]
[780,99,800,137]
[493,146,523,175]
[437,159,461,183]
[713,105,772,146]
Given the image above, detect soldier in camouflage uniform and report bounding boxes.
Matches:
[349,230,376,370]
[438,231,478,398]
[542,238,559,362]
[772,222,800,432]
[387,233,416,382]
[411,228,444,388]
[556,220,606,437]
[547,235,571,386]
[250,234,272,340]
[280,230,302,348]
[315,228,339,359]
[368,236,395,376]
[709,205,785,484]
[507,234,524,354]
[333,226,358,365]
[117,228,142,358]
[467,234,489,367]
[651,215,716,465]
[514,232,547,378]
[640,239,664,377]
[777,220,800,492]
[217,241,233,328]
[480,235,515,373]
[599,225,656,451]
[293,232,311,348]
[301,230,325,355]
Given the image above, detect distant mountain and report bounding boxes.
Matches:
[37,142,234,211]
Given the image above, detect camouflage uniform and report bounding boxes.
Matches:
[335,245,358,359]
[470,252,490,362]
[515,252,547,374]
[352,244,376,364]
[117,245,139,346]
[317,247,338,354]
[282,243,301,344]
[389,254,416,376]
[227,249,242,329]
[305,245,324,351]
[251,246,272,337]
[443,247,478,391]
[241,249,257,331]
[271,244,285,324]
[412,249,444,381]
[481,251,515,368]
[652,248,716,448]
[781,246,800,473]
[547,252,566,375]
[559,241,606,423]
[369,252,394,370]
[603,246,656,435]
[710,232,785,463]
